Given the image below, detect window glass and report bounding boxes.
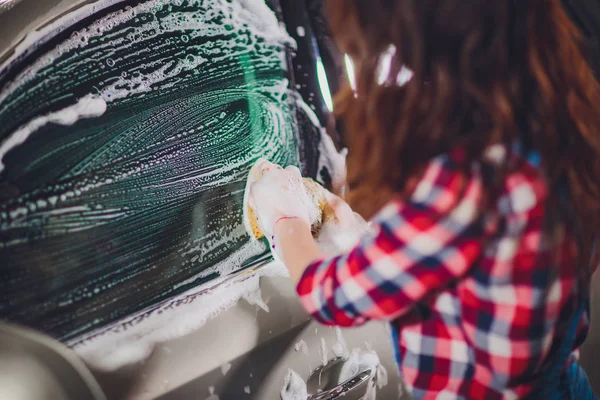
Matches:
[0,0,334,342]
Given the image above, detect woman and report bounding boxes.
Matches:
[250,1,599,398]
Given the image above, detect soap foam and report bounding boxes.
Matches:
[331,327,349,359]
[0,95,106,172]
[220,362,231,376]
[0,0,296,108]
[205,385,220,400]
[319,336,328,366]
[294,339,308,355]
[280,369,308,400]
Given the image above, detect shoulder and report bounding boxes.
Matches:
[375,143,548,222]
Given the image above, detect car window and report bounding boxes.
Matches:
[0,0,339,343]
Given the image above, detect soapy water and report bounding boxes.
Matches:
[0,94,108,172]
[294,339,308,355]
[205,385,220,400]
[221,362,232,376]
[319,336,328,366]
[331,326,349,359]
[281,369,308,400]
[0,0,344,366]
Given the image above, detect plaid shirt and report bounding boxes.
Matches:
[296,146,594,399]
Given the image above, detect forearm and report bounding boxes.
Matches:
[274,218,327,284]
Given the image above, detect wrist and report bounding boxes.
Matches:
[273,216,300,232]
[272,217,311,245]
[270,217,312,261]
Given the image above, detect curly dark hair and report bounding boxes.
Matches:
[326,0,600,269]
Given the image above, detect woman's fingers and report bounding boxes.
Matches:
[322,188,344,209]
[284,165,302,178]
[259,162,274,177]
[320,187,359,226]
[255,160,282,177]
[247,189,256,209]
[256,162,301,180]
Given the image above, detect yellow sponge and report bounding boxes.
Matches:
[242,159,330,240]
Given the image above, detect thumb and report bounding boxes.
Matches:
[248,186,256,209]
[284,165,302,179]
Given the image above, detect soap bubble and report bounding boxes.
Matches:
[107,58,115,67]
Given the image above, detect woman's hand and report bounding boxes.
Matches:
[248,160,318,238]
[315,188,370,254]
[322,189,367,230]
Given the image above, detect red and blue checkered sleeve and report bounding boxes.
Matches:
[296,152,485,327]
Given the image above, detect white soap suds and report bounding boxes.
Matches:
[243,286,269,313]
[378,362,389,390]
[205,385,220,400]
[220,363,231,376]
[174,239,267,290]
[338,349,364,385]
[99,56,208,102]
[0,0,296,108]
[238,0,289,42]
[280,369,308,400]
[331,327,349,359]
[244,385,251,394]
[319,337,328,366]
[0,0,125,73]
[294,339,308,355]
[0,94,106,172]
[296,26,305,37]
